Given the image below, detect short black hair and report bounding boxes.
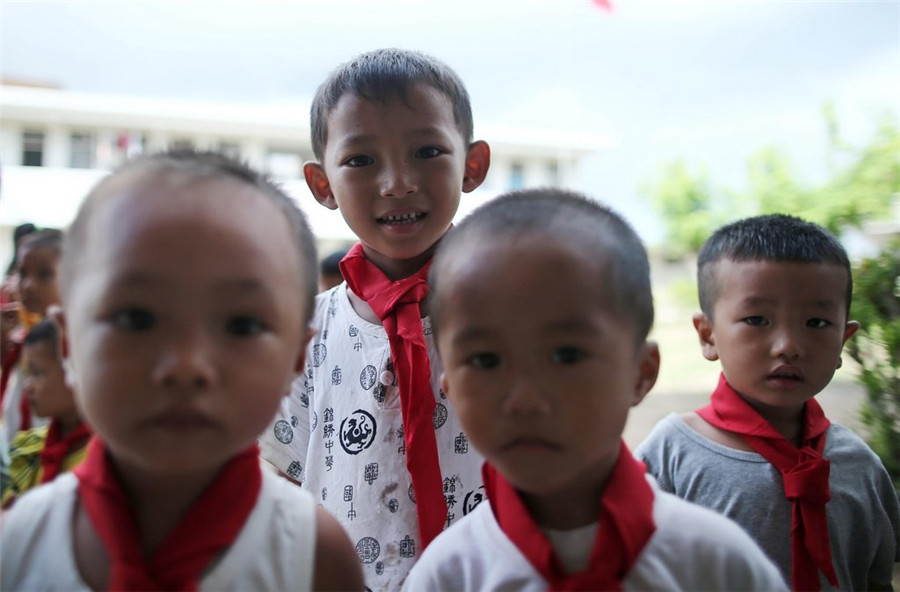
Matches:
[310,48,474,160]
[320,248,348,276]
[5,223,37,276]
[23,318,59,354]
[18,228,64,259]
[697,213,852,318]
[430,188,654,344]
[60,148,319,323]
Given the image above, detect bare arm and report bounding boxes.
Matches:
[312,506,364,591]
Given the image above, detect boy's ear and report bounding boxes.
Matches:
[439,372,450,399]
[631,341,660,407]
[461,141,490,194]
[304,162,337,210]
[293,327,317,374]
[692,312,719,361]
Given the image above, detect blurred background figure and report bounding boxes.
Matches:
[318,248,348,292]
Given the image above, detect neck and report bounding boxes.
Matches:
[743,395,806,445]
[112,457,226,555]
[360,238,442,283]
[56,411,84,439]
[518,461,614,530]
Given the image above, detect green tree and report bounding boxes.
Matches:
[847,245,900,488]
[646,160,717,258]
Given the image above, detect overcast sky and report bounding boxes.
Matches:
[2,0,898,242]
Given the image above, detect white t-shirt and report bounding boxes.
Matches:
[403,476,790,592]
[0,470,317,591]
[259,283,485,591]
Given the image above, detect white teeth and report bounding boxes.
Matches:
[381,212,422,223]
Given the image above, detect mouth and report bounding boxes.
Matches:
[766,367,804,383]
[146,410,216,430]
[502,438,560,453]
[377,211,427,226]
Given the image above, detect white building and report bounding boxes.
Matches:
[0,83,608,270]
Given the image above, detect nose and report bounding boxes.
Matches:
[379,159,418,198]
[502,371,551,416]
[771,325,802,360]
[152,330,216,390]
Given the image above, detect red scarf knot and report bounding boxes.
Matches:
[696,374,838,591]
[782,453,831,505]
[483,441,656,592]
[339,243,446,550]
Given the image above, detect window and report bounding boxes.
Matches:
[70,132,95,168]
[509,162,525,190]
[22,130,44,166]
[218,141,241,160]
[547,161,560,187]
[169,138,195,151]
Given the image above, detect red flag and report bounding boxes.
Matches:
[592,0,613,10]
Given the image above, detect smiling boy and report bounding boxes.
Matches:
[636,214,900,591]
[257,48,490,591]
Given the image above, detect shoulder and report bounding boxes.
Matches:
[312,506,364,591]
[640,483,788,590]
[405,502,540,592]
[1,474,80,588]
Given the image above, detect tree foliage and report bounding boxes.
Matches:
[847,244,900,488]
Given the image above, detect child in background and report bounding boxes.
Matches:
[318,248,348,292]
[1,229,63,456]
[635,214,900,591]
[2,319,89,508]
[258,47,491,590]
[1,149,364,591]
[404,189,787,591]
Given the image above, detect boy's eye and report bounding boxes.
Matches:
[343,155,373,167]
[742,316,768,327]
[226,316,266,337]
[806,318,832,329]
[467,352,500,369]
[550,346,586,365]
[111,308,156,332]
[416,146,443,159]
[37,268,55,281]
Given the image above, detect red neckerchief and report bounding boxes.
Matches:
[696,373,837,591]
[483,441,656,591]
[39,418,91,483]
[340,243,446,549]
[74,437,262,591]
[0,340,21,405]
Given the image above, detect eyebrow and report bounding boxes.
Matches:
[335,126,454,149]
[739,296,839,308]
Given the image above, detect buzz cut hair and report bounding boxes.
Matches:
[23,318,60,356]
[309,48,474,160]
[59,148,319,322]
[429,187,655,344]
[697,213,852,318]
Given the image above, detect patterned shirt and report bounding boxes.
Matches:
[259,283,485,592]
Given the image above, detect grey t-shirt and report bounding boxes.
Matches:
[635,413,900,590]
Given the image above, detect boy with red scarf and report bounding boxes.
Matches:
[404,189,787,591]
[636,214,900,591]
[0,150,364,591]
[1,319,89,508]
[258,48,490,591]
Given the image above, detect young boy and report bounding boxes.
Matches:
[258,47,491,590]
[1,229,62,457]
[403,189,788,591]
[0,149,364,591]
[1,319,90,508]
[635,214,900,591]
